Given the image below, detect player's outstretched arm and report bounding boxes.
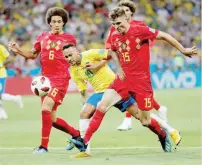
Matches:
[8,41,38,59]
[108,50,125,80]
[84,60,107,72]
[156,31,198,58]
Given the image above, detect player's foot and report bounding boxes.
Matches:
[66,139,75,151]
[15,95,23,109]
[33,146,48,154]
[170,130,181,146]
[66,135,83,151]
[158,132,172,152]
[71,152,91,158]
[117,118,132,131]
[0,109,8,119]
[157,106,167,122]
[68,137,88,152]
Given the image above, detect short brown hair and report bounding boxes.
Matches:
[46,7,69,27]
[62,43,75,50]
[118,0,136,16]
[109,7,126,21]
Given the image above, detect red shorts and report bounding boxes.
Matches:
[109,77,130,100]
[41,87,67,111]
[130,92,153,111]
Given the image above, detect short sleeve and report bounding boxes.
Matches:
[88,49,109,61]
[139,26,159,41]
[33,33,43,53]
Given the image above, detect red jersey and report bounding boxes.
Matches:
[111,25,158,94]
[33,31,76,91]
[105,20,147,49]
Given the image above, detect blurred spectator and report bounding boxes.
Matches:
[0,0,201,77]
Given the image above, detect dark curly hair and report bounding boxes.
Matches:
[46,7,69,27]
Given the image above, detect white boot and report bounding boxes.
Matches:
[2,94,23,109]
[117,118,132,131]
[157,106,168,122]
[15,95,24,109]
[0,107,8,119]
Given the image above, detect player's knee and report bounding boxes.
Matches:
[80,110,93,119]
[97,101,108,113]
[140,118,150,127]
[42,96,54,111]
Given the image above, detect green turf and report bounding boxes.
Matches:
[0,88,201,165]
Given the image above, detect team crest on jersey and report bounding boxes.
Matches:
[120,43,127,50]
[118,40,130,52]
[46,40,61,50]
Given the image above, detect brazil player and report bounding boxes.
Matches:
[105,0,168,131]
[63,44,181,157]
[8,7,81,154]
[0,44,23,119]
[68,7,197,154]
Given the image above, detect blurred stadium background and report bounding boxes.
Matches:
[0,0,201,165]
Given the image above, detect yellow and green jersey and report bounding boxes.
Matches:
[0,44,9,78]
[70,49,115,93]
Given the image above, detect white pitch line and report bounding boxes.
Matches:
[0,146,201,150]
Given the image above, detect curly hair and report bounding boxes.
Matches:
[109,7,126,21]
[118,0,136,16]
[46,7,69,27]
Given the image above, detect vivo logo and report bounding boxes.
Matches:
[152,71,196,89]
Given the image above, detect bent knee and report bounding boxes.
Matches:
[140,119,150,127]
[42,96,55,110]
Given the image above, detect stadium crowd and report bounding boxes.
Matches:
[0,0,201,76]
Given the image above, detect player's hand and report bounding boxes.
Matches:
[181,46,198,58]
[117,68,125,80]
[84,63,99,72]
[8,41,20,54]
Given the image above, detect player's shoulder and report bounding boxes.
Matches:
[36,31,49,41]
[62,32,76,44]
[63,32,76,39]
[109,25,115,32]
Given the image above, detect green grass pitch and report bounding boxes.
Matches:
[0,88,201,165]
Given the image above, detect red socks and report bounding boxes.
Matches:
[153,99,160,110]
[125,111,132,118]
[41,110,52,149]
[83,110,105,143]
[53,118,80,137]
[148,118,166,138]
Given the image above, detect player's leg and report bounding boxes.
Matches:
[50,90,80,139]
[151,113,181,146]
[69,89,123,152]
[67,93,101,153]
[0,77,23,109]
[0,78,8,119]
[153,98,168,122]
[137,95,172,152]
[33,95,55,154]
[0,99,7,119]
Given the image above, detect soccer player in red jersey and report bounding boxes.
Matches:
[8,7,80,154]
[69,7,197,153]
[105,0,168,131]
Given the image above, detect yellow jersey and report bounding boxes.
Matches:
[70,49,115,93]
[0,44,9,78]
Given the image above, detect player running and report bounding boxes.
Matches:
[105,0,167,131]
[0,44,23,119]
[68,7,197,155]
[8,7,81,154]
[63,44,181,157]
